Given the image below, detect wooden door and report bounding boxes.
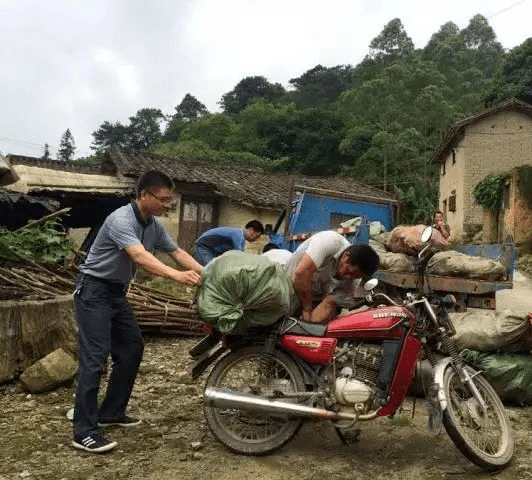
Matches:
[179,199,216,254]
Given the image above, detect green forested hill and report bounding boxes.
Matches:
[84,15,532,223]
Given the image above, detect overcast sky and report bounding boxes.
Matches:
[1,0,530,159]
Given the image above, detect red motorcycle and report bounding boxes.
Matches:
[190,227,514,471]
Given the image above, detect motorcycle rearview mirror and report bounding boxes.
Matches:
[363,278,379,291]
[421,226,433,243]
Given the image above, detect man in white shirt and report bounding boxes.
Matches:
[261,243,292,267]
[285,230,379,324]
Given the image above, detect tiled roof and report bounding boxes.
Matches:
[106,151,398,209]
[7,155,107,174]
[431,97,532,164]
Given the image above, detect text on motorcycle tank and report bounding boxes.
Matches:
[372,312,409,319]
[280,336,337,365]
[295,339,321,348]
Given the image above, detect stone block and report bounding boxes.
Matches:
[19,348,77,393]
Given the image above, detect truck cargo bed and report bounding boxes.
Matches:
[374,270,513,295]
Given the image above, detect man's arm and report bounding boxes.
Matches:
[168,248,204,274]
[125,244,201,285]
[310,295,338,324]
[292,253,317,322]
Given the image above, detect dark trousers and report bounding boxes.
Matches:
[73,275,144,438]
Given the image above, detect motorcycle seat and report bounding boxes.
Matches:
[281,318,327,337]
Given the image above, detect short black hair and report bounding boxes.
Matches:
[345,244,380,277]
[245,220,264,234]
[136,170,174,198]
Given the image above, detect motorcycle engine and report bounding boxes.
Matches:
[333,342,384,408]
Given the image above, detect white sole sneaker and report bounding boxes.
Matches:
[72,436,117,453]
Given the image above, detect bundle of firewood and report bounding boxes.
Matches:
[0,262,204,336]
[126,282,203,335]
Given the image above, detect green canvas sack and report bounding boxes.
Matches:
[197,251,298,333]
[461,349,532,405]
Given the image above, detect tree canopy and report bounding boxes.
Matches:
[219,76,286,115]
[164,94,209,142]
[91,108,164,154]
[485,38,532,105]
[87,14,528,223]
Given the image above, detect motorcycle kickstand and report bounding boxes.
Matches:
[334,426,361,445]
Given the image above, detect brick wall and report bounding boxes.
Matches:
[439,110,532,241]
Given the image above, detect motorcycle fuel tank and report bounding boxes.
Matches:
[326,306,415,340]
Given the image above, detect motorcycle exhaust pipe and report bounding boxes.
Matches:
[204,387,372,421]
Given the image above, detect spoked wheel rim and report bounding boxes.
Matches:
[447,380,504,453]
[204,346,305,454]
[442,365,513,470]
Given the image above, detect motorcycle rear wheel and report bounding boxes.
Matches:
[442,365,514,471]
[204,345,305,455]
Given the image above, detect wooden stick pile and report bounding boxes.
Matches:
[126,282,203,336]
[0,262,204,336]
[0,261,76,299]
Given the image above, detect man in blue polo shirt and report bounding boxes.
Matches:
[72,170,203,454]
[194,220,265,266]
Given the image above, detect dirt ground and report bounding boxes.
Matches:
[3,261,532,480]
[1,333,532,480]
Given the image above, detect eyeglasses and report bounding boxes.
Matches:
[145,190,174,204]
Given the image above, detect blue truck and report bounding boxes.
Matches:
[269,186,397,250]
[269,187,515,310]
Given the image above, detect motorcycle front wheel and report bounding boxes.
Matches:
[442,365,514,471]
[204,345,305,455]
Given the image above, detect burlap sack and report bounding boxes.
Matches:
[387,225,448,256]
[378,252,416,273]
[427,250,506,281]
[450,309,532,353]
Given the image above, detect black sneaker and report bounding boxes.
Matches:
[98,415,141,428]
[72,433,117,453]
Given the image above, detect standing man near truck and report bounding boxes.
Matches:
[285,230,380,324]
[194,220,265,266]
[72,170,203,454]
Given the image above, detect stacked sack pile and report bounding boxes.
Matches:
[369,224,507,281]
[453,310,532,406]
[367,223,531,404]
[410,310,532,405]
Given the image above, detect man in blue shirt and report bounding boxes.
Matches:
[72,170,203,454]
[194,220,265,266]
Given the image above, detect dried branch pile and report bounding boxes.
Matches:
[0,262,203,336]
[126,283,202,336]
